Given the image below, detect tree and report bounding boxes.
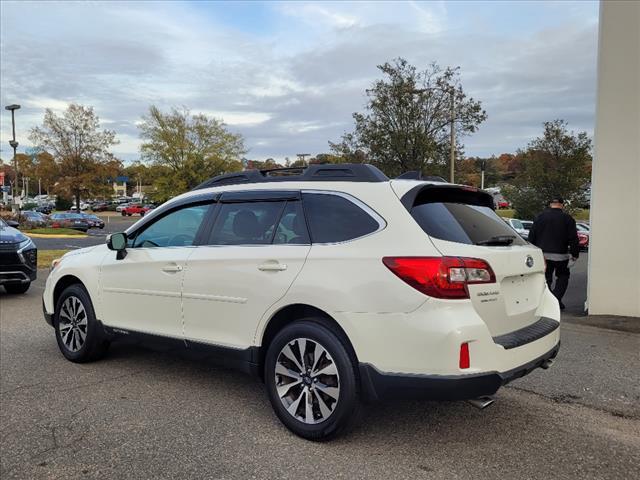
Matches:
[502,120,592,219]
[329,58,487,178]
[139,106,246,201]
[29,104,120,210]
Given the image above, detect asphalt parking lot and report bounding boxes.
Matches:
[28,215,138,251]
[1,273,638,479]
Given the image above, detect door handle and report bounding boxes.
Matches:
[162,264,183,273]
[258,262,288,272]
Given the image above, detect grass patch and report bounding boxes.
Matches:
[38,249,70,269]
[26,227,85,235]
[496,209,515,218]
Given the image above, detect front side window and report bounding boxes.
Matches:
[302,193,380,243]
[132,204,210,248]
[208,201,286,245]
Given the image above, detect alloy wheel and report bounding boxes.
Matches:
[58,296,88,352]
[275,337,340,424]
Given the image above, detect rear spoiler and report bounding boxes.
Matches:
[400,184,495,211]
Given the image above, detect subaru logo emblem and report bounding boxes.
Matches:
[526,255,534,268]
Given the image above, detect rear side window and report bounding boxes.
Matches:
[302,193,380,243]
[411,202,526,246]
[209,201,285,245]
[273,202,310,245]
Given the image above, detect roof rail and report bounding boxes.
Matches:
[395,171,447,182]
[192,163,389,190]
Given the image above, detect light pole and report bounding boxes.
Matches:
[479,159,486,190]
[5,104,21,212]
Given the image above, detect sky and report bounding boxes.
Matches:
[0,0,599,164]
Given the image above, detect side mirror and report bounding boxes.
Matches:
[107,232,128,259]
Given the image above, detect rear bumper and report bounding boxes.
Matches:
[359,342,560,402]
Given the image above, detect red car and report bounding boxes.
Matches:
[121,204,150,216]
[578,232,589,250]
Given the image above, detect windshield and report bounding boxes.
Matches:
[510,219,524,230]
[411,202,526,246]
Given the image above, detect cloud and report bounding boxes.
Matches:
[1,1,598,164]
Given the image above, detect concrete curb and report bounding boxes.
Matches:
[562,313,640,334]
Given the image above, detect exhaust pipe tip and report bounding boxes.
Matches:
[541,359,554,370]
[467,396,495,410]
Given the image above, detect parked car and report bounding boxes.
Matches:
[22,211,49,227]
[79,213,105,229]
[69,202,90,211]
[115,203,131,213]
[43,164,560,440]
[35,204,53,214]
[121,203,151,216]
[91,202,109,212]
[504,218,529,239]
[49,213,90,232]
[0,217,37,294]
[3,218,20,228]
[575,223,590,251]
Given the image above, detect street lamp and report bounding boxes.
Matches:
[5,104,21,212]
[407,87,456,183]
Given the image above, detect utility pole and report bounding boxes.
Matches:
[449,87,455,184]
[480,159,486,190]
[5,104,21,212]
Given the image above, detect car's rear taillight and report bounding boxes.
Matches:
[382,256,496,299]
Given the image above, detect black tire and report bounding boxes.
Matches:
[4,282,30,294]
[121,211,126,216]
[264,319,361,441]
[54,284,109,363]
[140,211,145,217]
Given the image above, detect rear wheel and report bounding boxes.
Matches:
[265,319,361,441]
[121,211,126,216]
[4,282,30,294]
[54,284,109,363]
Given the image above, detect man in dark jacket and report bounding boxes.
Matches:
[528,196,580,310]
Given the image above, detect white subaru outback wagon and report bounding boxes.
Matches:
[43,164,560,440]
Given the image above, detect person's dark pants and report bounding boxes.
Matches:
[545,259,570,304]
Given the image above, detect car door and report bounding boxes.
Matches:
[100,200,214,338]
[182,191,311,349]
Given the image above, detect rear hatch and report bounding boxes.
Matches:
[394,182,546,337]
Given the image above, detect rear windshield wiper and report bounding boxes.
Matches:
[475,235,516,246]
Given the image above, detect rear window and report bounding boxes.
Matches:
[411,202,526,246]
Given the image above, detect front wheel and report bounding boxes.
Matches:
[54,284,109,363]
[4,282,30,294]
[264,319,361,441]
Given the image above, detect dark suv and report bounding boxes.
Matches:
[0,218,37,294]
